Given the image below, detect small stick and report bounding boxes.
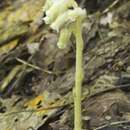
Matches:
[94,120,130,130]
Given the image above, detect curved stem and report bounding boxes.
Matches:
[73,19,84,130]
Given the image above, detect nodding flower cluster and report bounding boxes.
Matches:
[43,0,86,49]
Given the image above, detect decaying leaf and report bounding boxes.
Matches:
[0,39,18,56]
[0,91,65,130]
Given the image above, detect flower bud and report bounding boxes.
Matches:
[57,28,72,49]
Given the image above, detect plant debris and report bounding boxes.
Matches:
[1,0,130,130]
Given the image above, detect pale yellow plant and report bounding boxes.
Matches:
[43,1,86,130]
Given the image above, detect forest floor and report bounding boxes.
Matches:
[0,0,130,130]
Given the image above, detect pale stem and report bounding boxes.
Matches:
[73,19,84,130]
